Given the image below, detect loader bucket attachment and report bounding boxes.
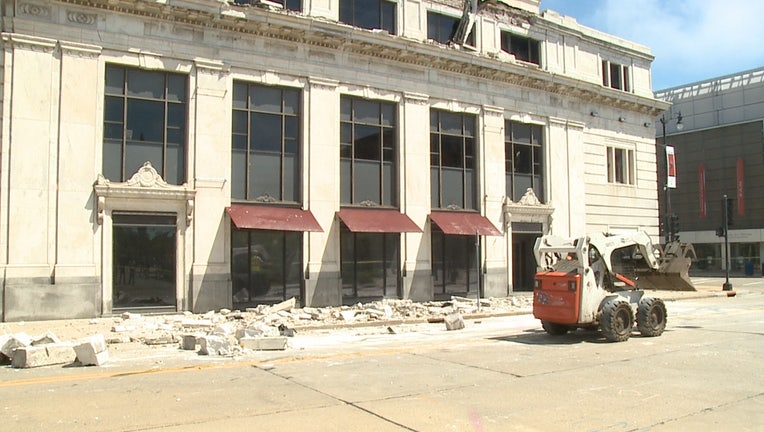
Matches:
[635,271,696,291]
[636,242,697,291]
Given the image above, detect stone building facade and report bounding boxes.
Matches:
[0,0,667,321]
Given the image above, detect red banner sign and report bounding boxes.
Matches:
[666,146,676,189]
[698,163,706,218]
[737,158,745,216]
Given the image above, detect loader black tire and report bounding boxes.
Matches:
[541,321,569,336]
[600,300,633,342]
[637,297,667,337]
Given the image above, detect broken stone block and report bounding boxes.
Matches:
[444,313,465,331]
[198,335,231,356]
[236,323,279,340]
[180,334,198,351]
[239,336,287,351]
[340,310,356,322]
[270,297,296,313]
[1,332,33,359]
[74,334,109,366]
[12,344,76,368]
[31,331,62,346]
[211,322,237,337]
[180,319,214,329]
[0,334,10,360]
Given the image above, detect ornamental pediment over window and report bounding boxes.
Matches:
[504,188,553,217]
[94,161,195,224]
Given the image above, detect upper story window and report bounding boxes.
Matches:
[505,121,544,202]
[340,96,397,206]
[501,32,541,66]
[607,146,634,185]
[430,110,477,210]
[233,0,301,10]
[103,65,187,185]
[602,60,631,92]
[231,82,301,202]
[427,11,475,46]
[340,0,396,33]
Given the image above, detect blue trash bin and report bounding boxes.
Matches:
[744,260,754,276]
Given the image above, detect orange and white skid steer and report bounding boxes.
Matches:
[532,231,694,342]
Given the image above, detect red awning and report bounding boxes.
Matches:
[227,204,322,232]
[337,208,421,233]
[429,211,502,236]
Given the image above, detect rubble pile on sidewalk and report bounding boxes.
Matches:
[0,295,532,367]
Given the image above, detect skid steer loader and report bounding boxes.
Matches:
[532,231,696,342]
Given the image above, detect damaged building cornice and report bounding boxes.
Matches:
[51,0,668,116]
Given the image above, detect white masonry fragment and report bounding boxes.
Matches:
[74,334,110,366]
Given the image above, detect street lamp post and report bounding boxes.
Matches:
[659,111,683,245]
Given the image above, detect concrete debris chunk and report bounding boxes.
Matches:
[181,319,214,329]
[340,310,357,322]
[1,332,33,359]
[121,312,141,320]
[239,336,287,351]
[31,331,62,346]
[74,334,109,366]
[198,335,231,356]
[12,343,76,368]
[236,323,279,340]
[270,297,296,314]
[444,313,465,331]
[212,322,238,337]
[180,334,198,351]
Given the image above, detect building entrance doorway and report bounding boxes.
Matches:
[112,213,176,310]
[512,223,542,291]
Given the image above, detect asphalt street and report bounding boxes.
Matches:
[1,277,762,431]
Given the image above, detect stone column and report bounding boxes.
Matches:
[401,92,431,301]
[190,58,230,313]
[304,77,341,306]
[482,105,508,298]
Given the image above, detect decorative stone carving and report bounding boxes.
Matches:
[67,11,97,26]
[254,193,277,203]
[504,188,554,227]
[19,3,51,19]
[517,188,543,206]
[126,161,170,188]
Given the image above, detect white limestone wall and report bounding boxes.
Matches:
[57,42,101,283]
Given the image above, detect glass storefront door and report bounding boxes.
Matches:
[112,213,177,310]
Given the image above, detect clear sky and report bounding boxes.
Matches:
[539,0,764,91]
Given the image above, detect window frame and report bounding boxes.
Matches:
[505,120,544,202]
[430,109,478,210]
[427,10,475,47]
[500,31,541,66]
[103,64,188,185]
[602,60,631,92]
[231,81,302,203]
[232,0,301,9]
[339,0,397,34]
[340,96,398,207]
[607,146,635,185]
